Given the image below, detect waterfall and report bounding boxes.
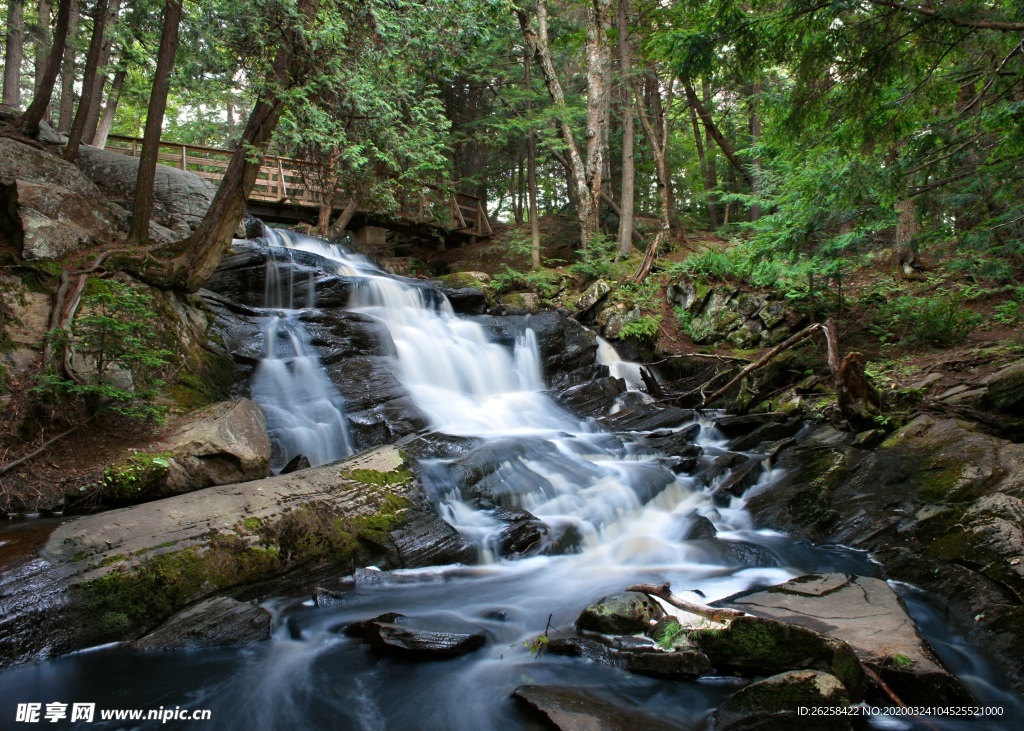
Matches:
[266,231,751,556]
[249,231,354,471]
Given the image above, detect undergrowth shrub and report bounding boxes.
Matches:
[872,293,981,346]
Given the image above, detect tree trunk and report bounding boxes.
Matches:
[56,0,78,133]
[616,0,635,259]
[20,0,71,138]
[748,80,762,221]
[91,66,124,147]
[822,318,880,431]
[3,0,26,108]
[703,81,719,225]
[65,0,109,161]
[630,68,672,282]
[33,0,52,95]
[894,198,918,274]
[689,93,719,227]
[126,0,182,244]
[176,0,321,292]
[83,0,119,143]
[684,82,752,186]
[525,52,541,270]
[515,0,608,249]
[327,193,360,240]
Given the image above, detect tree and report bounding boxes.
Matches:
[3,0,25,108]
[126,0,182,244]
[66,0,119,161]
[56,0,79,133]
[20,0,72,138]
[615,0,636,259]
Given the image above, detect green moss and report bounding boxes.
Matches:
[437,272,486,289]
[99,553,127,567]
[346,467,414,487]
[784,448,848,528]
[81,534,283,638]
[169,351,235,411]
[135,540,179,556]
[102,453,174,501]
[71,551,88,563]
[240,517,262,534]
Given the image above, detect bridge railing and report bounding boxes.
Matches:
[103,135,491,237]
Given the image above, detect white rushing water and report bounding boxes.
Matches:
[263,230,766,570]
[249,232,354,471]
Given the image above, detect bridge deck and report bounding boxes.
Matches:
[104,134,492,239]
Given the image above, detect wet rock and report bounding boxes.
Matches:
[556,376,626,418]
[598,404,697,432]
[634,425,702,457]
[717,573,972,706]
[574,279,612,317]
[512,685,685,731]
[399,432,482,461]
[728,417,804,452]
[704,539,779,568]
[714,413,788,438]
[984,360,1024,413]
[478,310,597,382]
[681,515,717,541]
[156,399,271,493]
[851,429,886,449]
[625,649,712,679]
[666,279,711,314]
[443,286,488,315]
[711,458,765,503]
[349,613,486,658]
[281,454,311,474]
[492,506,546,557]
[689,615,866,700]
[385,511,475,567]
[546,637,615,665]
[312,587,347,607]
[576,591,665,635]
[132,597,271,651]
[714,670,852,731]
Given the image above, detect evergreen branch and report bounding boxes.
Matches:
[868,1,1024,31]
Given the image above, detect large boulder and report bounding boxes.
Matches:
[689,615,866,700]
[718,574,971,705]
[714,670,852,731]
[155,398,272,493]
[0,446,473,669]
[76,144,216,235]
[984,360,1024,413]
[746,416,1024,692]
[4,178,121,259]
[477,310,598,383]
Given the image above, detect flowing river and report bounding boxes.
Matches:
[0,232,1019,730]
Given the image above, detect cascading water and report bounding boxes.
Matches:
[2,231,1018,730]
[249,232,353,471]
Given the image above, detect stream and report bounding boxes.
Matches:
[1,232,1020,730]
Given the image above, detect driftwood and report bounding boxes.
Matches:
[701,322,823,406]
[822,318,881,430]
[627,582,744,624]
[640,367,665,399]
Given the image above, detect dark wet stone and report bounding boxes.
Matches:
[556,376,627,419]
[281,454,311,474]
[349,613,486,658]
[512,685,686,731]
[386,511,475,568]
[132,597,271,651]
[714,413,788,438]
[711,458,765,503]
[729,418,804,452]
[681,515,717,541]
[312,587,347,607]
[546,637,615,665]
[625,649,712,679]
[576,592,665,634]
[441,286,487,315]
[598,404,697,432]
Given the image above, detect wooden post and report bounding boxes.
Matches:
[277,159,288,200]
[180,145,187,170]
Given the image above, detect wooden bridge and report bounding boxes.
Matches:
[104,134,492,243]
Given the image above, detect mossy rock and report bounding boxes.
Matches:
[985,361,1024,413]
[690,616,866,701]
[575,591,665,634]
[437,271,490,289]
[715,670,852,731]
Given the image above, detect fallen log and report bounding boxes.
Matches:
[627,582,745,624]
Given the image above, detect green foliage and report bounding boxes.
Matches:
[872,294,982,347]
[490,265,561,298]
[568,235,618,281]
[100,453,173,501]
[993,300,1023,327]
[620,314,662,341]
[665,249,744,282]
[31,281,172,423]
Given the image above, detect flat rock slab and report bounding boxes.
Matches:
[347,613,486,658]
[717,573,971,705]
[715,670,851,731]
[512,686,687,731]
[132,597,271,651]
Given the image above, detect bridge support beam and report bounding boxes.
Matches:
[352,225,388,255]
